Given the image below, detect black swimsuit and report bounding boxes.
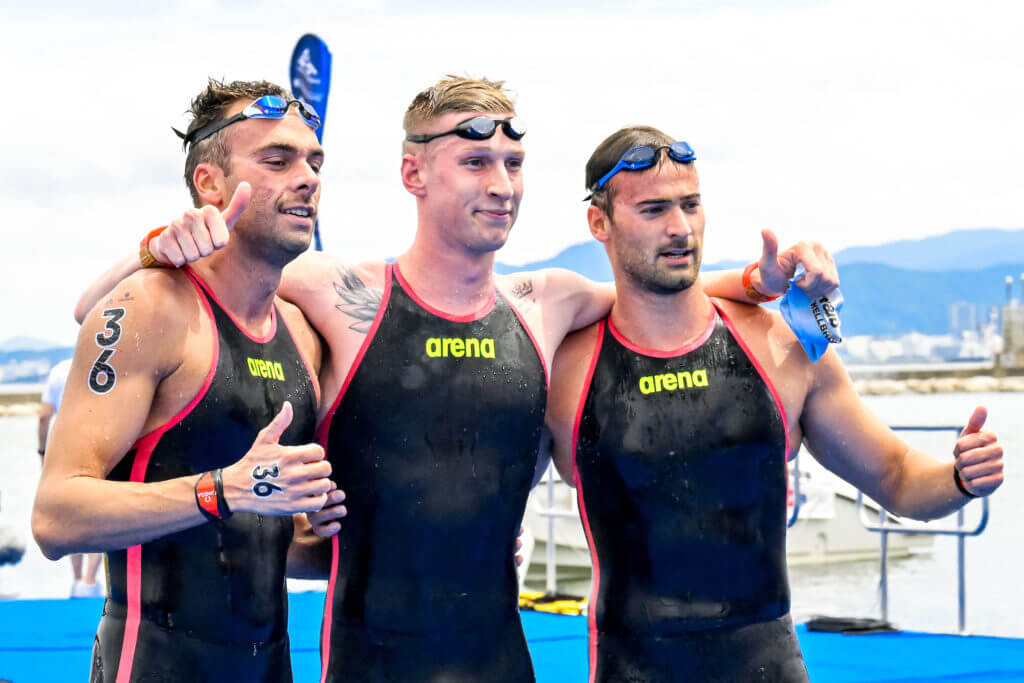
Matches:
[573,303,809,683]
[317,263,548,682]
[91,268,318,683]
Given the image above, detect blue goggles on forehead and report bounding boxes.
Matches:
[588,141,697,196]
[174,95,321,150]
[405,115,527,144]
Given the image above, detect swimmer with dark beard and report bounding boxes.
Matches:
[546,126,1006,683]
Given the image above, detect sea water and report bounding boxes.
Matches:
[1,391,1021,636]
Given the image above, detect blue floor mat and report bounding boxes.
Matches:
[3,593,1024,682]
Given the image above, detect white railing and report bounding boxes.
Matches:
[855,425,990,635]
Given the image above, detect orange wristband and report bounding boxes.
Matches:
[742,263,780,303]
[139,226,172,269]
[140,226,167,249]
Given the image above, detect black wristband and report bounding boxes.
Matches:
[953,467,979,499]
[212,468,233,519]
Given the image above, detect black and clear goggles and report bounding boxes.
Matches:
[587,142,697,197]
[175,95,321,150]
[405,115,527,144]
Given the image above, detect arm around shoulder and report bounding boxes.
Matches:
[546,324,602,486]
[532,268,615,337]
[74,252,146,324]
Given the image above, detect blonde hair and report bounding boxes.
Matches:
[402,75,516,151]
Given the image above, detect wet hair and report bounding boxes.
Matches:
[182,78,290,206]
[585,125,676,219]
[402,75,516,152]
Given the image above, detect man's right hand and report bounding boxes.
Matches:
[221,401,333,516]
[149,182,251,266]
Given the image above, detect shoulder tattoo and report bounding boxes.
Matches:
[512,280,534,299]
[333,266,383,334]
[511,279,538,314]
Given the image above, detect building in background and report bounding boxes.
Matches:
[1000,274,1024,369]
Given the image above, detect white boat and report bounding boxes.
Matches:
[520,457,933,590]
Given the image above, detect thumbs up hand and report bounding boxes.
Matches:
[953,406,1004,498]
[754,230,840,299]
[149,182,251,266]
[221,401,334,516]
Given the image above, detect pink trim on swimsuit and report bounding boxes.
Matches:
[714,301,792,460]
[185,266,277,343]
[115,269,220,683]
[505,294,549,386]
[393,261,496,322]
[277,307,321,406]
[606,308,715,359]
[314,264,393,682]
[319,534,340,683]
[570,321,606,683]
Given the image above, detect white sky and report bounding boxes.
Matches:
[2,0,1023,344]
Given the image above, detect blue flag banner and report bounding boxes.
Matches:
[290,34,332,144]
[290,34,332,250]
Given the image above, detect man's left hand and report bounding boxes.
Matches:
[307,481,347,538]
[954,406,1005,497]
[756,229,839,298]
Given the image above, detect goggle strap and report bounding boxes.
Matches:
[172,127,188,151]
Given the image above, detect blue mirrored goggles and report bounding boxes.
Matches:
[174,95,322,150]
[588,142,697,195]
[405,115,527,144]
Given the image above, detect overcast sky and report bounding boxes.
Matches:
[2,0,1023,344]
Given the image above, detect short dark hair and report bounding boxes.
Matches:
[585,126,676,219]
[182,78,290,206]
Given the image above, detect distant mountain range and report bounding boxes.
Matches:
[496,228,1024,336]
[831,228,1024,271]
[3,229,1022,369]
[0,336,66,353]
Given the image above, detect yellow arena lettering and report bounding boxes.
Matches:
[424,337,497,359]
[246,357,286,382]
[638,369,710,394]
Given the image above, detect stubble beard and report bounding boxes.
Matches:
[241,186,313,267]
[620,245,702,296]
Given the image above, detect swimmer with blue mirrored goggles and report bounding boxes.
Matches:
[174,95,321,150]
